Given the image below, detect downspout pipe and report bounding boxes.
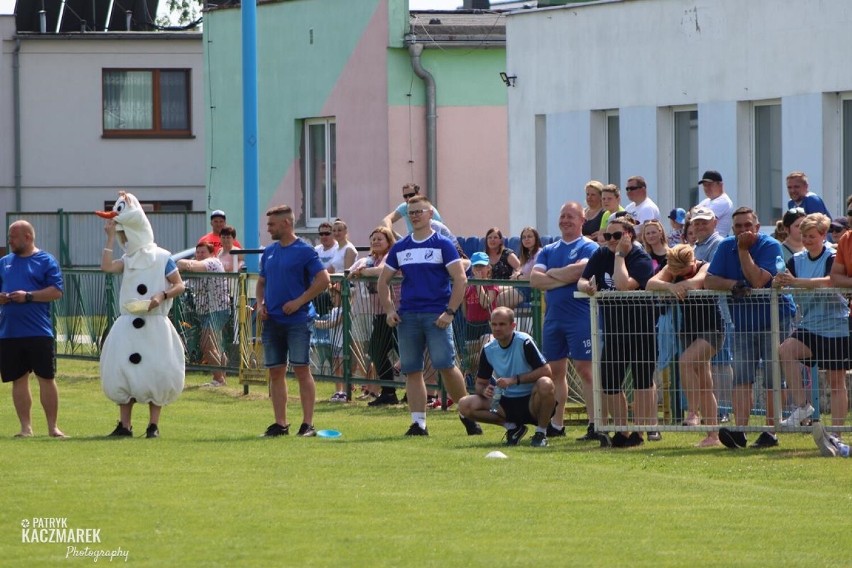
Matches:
[404,35,437,205]
[13,38,22,211]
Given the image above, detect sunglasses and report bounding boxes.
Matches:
[830,227,845,233]
[403,192,417,200]
[625,186,641,192]
[408,209,429,217]
[603,231,624,241]
[787,207,805,215]
[318,232,332,236]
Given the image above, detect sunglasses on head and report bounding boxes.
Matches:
[603,231,624,241]
[318,231,332,236]
[403,192,417,200]
[787,207,805,215]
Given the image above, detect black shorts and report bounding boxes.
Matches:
[465,321,491,342]
[792,330,850,371]
[0,337,56,382]
[498,394,556,425]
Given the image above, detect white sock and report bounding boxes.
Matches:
[412,412,426,428]
[504,422,517,430]
[536,426,547,434]
[550,420,563,430]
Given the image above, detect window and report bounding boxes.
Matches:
[674,110,699,209]
[102,200,192,212]
[754,103,782,225]
[300,118,337,225]
[102,69,191,137]
[843,99,852,201]
[606,112,620,186]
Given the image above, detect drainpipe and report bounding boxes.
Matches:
[13,38,22,211]
[404,34,437,205]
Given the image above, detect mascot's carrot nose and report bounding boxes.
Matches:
[95,210,118,219]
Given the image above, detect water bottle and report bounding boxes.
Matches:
[489,378,504,413]
[775,255,786,275]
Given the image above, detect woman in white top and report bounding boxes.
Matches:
[331,218,358,273]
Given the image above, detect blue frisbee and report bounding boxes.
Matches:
[316,429,342,439]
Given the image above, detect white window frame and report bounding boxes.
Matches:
[303,117,337,227]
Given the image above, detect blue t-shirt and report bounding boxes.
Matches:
[708,233,795,330]
[788,193,831,217]
[385,231,461,314]
[0,250,64,338]
[477,331,546,399]
[787,247,848,337]
[259,239,325,324]
[394,202,444,233]
[533,236,599,321]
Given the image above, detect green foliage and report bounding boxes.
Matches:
[2,361,851,566]
[159,0,204,27]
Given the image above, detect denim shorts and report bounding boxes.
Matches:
[397,312,457,373]
[261,319,312,368]
[731,320,790,386]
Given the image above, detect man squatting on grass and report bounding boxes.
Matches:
[458,307,556,447]
[377,195,475,437]
[257,205,330,438]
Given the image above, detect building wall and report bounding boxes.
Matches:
[506,0,852,234]
[3,34,205,228]
[205,0,509,246]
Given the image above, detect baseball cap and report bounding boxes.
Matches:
[690,206,716,221]
[210,210,226,219]
[470,252,490,267]
[668,208,687,224]
[830,217,849,231]
[698,170,723,185]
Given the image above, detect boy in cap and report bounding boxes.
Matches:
[667,208,686,247]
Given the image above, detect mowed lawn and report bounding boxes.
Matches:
[1,359,850,567]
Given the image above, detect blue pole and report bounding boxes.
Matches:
[242,0,260,272]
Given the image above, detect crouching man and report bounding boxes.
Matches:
[458,307,555,447]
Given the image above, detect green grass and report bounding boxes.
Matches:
[1,359,851,567]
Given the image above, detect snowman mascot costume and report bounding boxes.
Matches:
[97,191,186,438]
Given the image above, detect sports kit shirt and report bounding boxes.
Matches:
[708,233,795,331]
[477,331,547,399]
[533,236,599,321]
[787,247,848,337]
[384,231,461,314]
[260,239,325,324]
[788,193,831,217]
[0,250,64,338]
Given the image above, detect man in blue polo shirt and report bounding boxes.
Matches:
[257,205,330,438]
[378,195,469,437]
[0,220,65,438]
[530,201,600,440]
[705,207,795,449]
[457,307,555,447]
[786,171,831,217]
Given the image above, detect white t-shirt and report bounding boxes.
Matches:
[330,241,358,274]
[625,197,661,225]
[314,243,338,270]
[697,193,734,237]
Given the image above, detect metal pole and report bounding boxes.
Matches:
[242,1,260,272]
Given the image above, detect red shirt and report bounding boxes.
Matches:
[836,231,852,276]
[464,284,498,323]
[198,232,243,254]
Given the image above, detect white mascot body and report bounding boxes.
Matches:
[98,192,185,406]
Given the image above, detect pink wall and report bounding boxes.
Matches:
[388,105,509,239]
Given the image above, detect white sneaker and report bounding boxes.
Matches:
[812,422,838,457]
[781,403,814,427]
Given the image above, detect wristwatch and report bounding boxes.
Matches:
[615,251,627,258]
[25,292,33,303]
[444,307,456,316]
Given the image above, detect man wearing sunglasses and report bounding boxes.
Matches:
[786,171,831,217]
[381,183,444,235]
[623,175,661,225]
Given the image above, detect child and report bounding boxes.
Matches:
[667,208,686,247]
[463,252,499,379]
[314,286,345,401]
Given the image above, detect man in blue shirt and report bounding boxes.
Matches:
[705,207,795,449]
[457,307,555,447]
[378,195,469,437]
[0,220,65,438]
[381,183,444,235]
[786,171,831,217]
[257,205,330,438]
[530,201,599,440]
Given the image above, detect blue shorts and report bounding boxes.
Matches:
[541,318,592,362]
[261,319,312,368]
[397,312,457,373]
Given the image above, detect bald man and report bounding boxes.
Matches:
[0,221,65,437]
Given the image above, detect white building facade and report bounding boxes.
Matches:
[505,0,852,234]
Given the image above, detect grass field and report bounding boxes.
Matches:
[1,359,851,567]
